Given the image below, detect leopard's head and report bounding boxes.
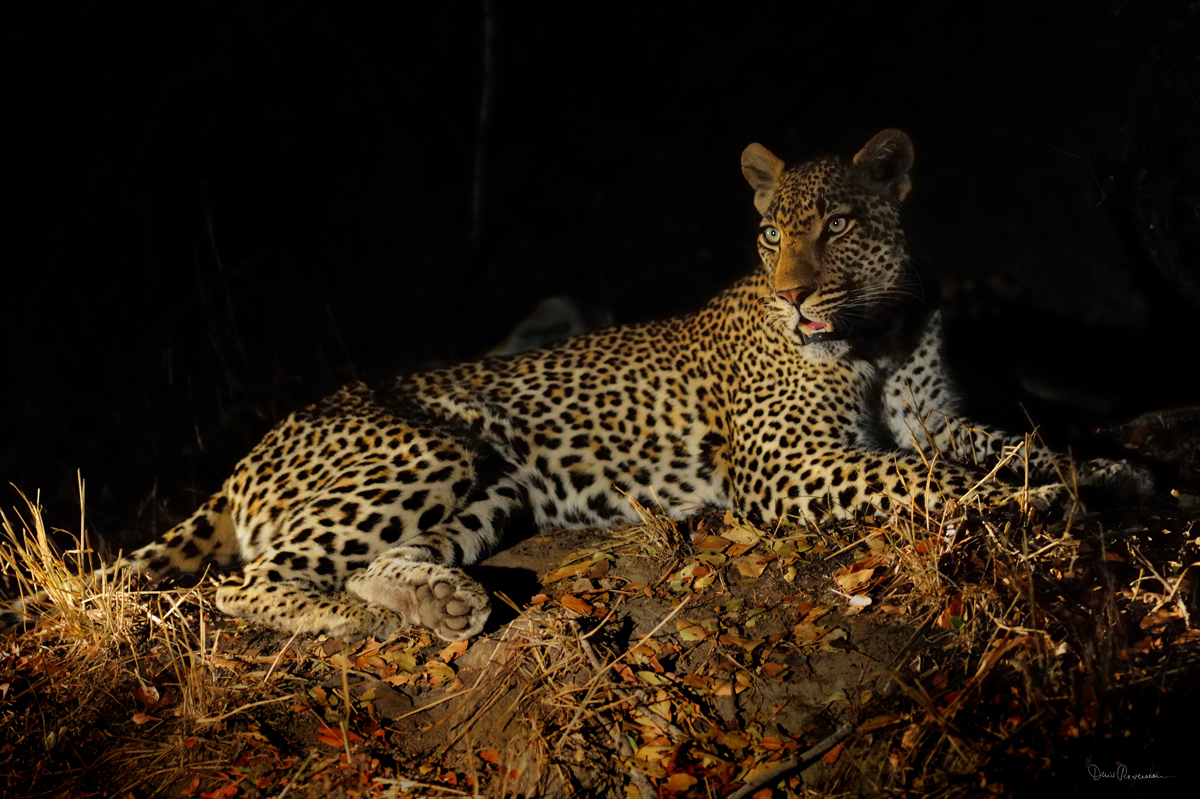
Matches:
[741,130,926,361]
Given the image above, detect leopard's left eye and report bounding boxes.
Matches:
[827,217,849,235]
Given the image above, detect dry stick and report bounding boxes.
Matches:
[276,748,318,799]
[725,722,856,799]
[195,693,299,724]
[822,528,885,562]
[263,630,301,683]
[338,641,354,763]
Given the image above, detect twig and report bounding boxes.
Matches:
[276,748,318,799]
[725,722,855,799]
[822,528,884,561]
[195,693,299,724]
[387,685,480,722]
[339,641,354,763]
[263,630,301,683]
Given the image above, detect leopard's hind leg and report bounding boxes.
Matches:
[344,475,529,641]
[120,490,240,578]
[215,558,403,641]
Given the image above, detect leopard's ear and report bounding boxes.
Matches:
[853,129,914,203]
[741,143,785,214]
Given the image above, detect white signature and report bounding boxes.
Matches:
[1088,764,1174,781]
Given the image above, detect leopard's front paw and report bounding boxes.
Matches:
[1014,482,1075,514]
[346,558,491,642]
[1076,458,1155,498]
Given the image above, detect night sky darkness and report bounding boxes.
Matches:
[5,4,1199,550]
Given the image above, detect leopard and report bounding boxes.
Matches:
[3,129,1152,643]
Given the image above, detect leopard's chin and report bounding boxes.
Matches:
[798,328,838,346]
[797,336,849,361]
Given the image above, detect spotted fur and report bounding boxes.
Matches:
[4,130,1151,641]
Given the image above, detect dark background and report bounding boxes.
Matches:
[4,3,1199,552]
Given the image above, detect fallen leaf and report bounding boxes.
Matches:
[693,535,730,552]
[665,773,698,792]
[821,740,845,765]
[861,713,903,732]
[634,743,674,763]
[718,634,763,652]
[317,723,363,748]
[733,553,775,578]
[542,561,593,583]
[833,566,875,593]
[438,640,468,662]
[425,661,456,687]
[761,662,788,679]
[676,617,718,642]
[560,594,594,615]
[716,731,750,749]
[792,621,829,645]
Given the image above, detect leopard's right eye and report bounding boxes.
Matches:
[761,226,781,245]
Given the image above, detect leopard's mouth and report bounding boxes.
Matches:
[797,317,838,345]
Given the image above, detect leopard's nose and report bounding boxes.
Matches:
[777,287,813,305]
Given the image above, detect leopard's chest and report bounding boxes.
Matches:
[728,357,886,465]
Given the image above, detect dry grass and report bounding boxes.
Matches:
[0,478,140,647]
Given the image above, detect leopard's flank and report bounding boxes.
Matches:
[4,130,1152,642]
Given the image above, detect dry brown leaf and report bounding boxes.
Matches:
[861,713,904,732]
[716,730,751,749]
[560,594,594,615]
[693,535,730,552]
[761,662,788,679]
[676,617,718,641]
[664,773,697,792]
[543,560,593,583]
[734,553,775,578]
[833,566,875,593]
[437,640,468,662]
[821,740,845,764]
